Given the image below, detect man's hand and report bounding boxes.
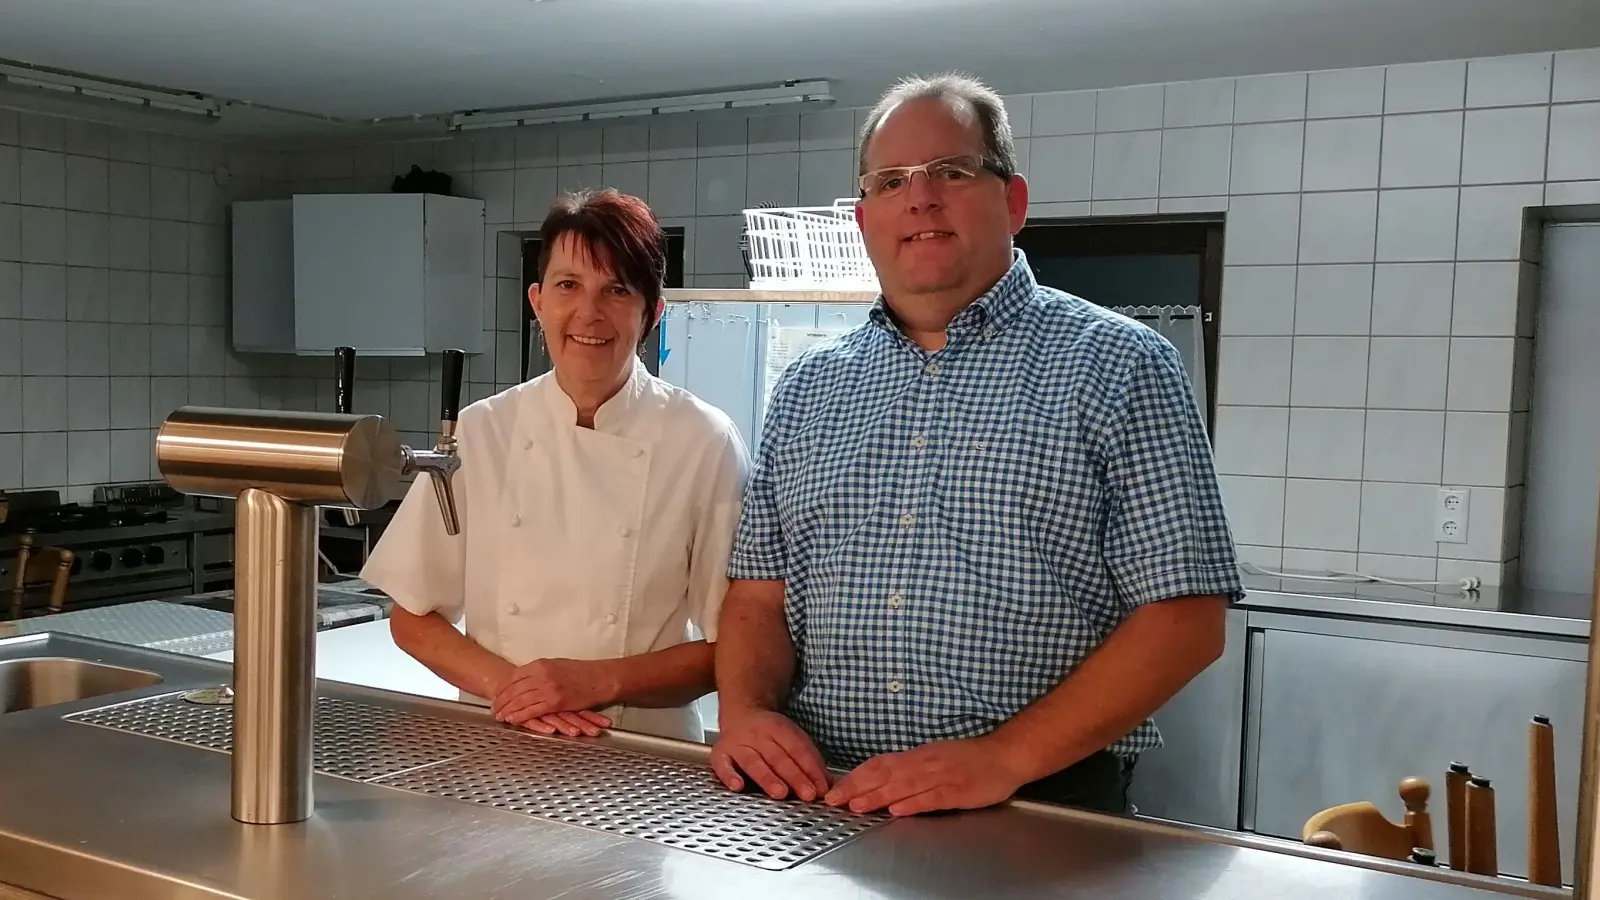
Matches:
[710,708,832,802]
[491,658,618,736]
[823,737,1028,816]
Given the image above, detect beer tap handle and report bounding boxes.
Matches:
[333,347,360,526]
[424,349,464,535]
[334,346,356,416]
[440,348,464,429]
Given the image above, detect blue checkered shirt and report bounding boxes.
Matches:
[727,250,1242,769]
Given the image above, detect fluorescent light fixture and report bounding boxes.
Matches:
[450,80,831,131]
[0,60,221,122]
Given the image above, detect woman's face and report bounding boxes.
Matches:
[528,233,660,396]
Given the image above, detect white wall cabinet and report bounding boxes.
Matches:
[231,193,485,356]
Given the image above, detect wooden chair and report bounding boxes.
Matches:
[1302,777,1433,861]
[6,530,73,620]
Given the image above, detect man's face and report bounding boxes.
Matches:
[528,233,661,392]
[854,96,1028,301]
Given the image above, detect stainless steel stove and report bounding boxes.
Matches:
[1,484,229,619]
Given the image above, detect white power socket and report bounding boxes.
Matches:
[1435,487,1470,544]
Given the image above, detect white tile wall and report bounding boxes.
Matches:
[11,46,1589,581]
[0,108,250,502]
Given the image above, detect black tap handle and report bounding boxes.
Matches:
[441,349,464,423]
[334,346,356,415]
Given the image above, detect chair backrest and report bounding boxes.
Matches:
[6,534,73,619]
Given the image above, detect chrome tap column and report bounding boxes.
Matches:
[153,349,466,825]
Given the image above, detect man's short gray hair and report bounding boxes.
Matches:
[857,72,1018,178]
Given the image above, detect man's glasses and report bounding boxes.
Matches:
[857,155,1011,199]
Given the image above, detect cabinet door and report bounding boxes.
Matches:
[1249,626,1586,880]
[293,194,426,354]
[1128,606,1248,828]
[230,199,295,352]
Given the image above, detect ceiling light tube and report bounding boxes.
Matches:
[0,60,220,118]
[449,79,832,131]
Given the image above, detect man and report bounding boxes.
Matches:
[709,72,1242,818]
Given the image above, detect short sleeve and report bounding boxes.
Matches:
[359,441,472,624]
[1102,334,1243,609]
[726,364,803,581]
[685,426,752,642]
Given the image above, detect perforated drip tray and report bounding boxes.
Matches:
[65,692,887,870]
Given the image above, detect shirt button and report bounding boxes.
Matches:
[632,447,644,458]
[606,613,617,625]
[522,438,533,450]
[924,362,941,376]
[619,526,633,538]
[887,680,904,694]
[888,594,904,609]
[508,603,520,615]
[509,514,521,527]
[911,435,926,449]
[899,513,915,527]
[983,327,995,340]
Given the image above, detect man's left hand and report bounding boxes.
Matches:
[823,737,1028,816]
[491,658,618,730]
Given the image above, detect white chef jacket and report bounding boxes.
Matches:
[361,359,749,742]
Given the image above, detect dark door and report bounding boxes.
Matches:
[520,230,686,382]
[1013,220,1223,434]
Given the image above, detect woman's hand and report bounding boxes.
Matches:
[490,658,619,736]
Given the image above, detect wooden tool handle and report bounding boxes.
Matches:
[1446,762,1470,871]
[1399,776,1434,851]
[1529,716,1562,886]
[1465,776,1498,877]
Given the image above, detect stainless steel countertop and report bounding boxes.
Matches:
[1239,575,1592,639]
[0,633,1558,900]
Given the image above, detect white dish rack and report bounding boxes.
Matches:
[741,199,881,291]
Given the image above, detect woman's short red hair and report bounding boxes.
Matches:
[537,189,666,329]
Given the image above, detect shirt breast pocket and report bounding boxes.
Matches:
[942,410,1072,541]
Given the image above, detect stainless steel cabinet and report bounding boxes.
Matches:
[1129,607,1248,829]
[1244,613,1587,881]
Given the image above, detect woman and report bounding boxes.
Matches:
[361,189,749,743]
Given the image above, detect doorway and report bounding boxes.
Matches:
[1014,218,1224,434]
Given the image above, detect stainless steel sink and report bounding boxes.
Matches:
[0,657,163,713]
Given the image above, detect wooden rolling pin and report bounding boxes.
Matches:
[1446,762,1471,871]
[1465,776,1498,876]
[1529,715,1561,886]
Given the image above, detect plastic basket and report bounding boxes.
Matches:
[740,199,879,291]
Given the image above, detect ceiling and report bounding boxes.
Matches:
[1,0,1597,136]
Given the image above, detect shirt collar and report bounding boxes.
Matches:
[540,355,649,432]
[868,248,1038,340]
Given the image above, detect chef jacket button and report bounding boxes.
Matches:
[887,680,904,694]
[510,514,521,527]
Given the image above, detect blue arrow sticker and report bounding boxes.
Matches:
[659,316,671,364]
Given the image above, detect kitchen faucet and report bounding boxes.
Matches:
[153,348,465,825]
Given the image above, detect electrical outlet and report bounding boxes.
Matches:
[1435,487,1470,544]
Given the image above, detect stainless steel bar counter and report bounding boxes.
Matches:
[0,632,1560,900]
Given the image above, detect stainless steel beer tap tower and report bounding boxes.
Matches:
[153,348,467,825]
